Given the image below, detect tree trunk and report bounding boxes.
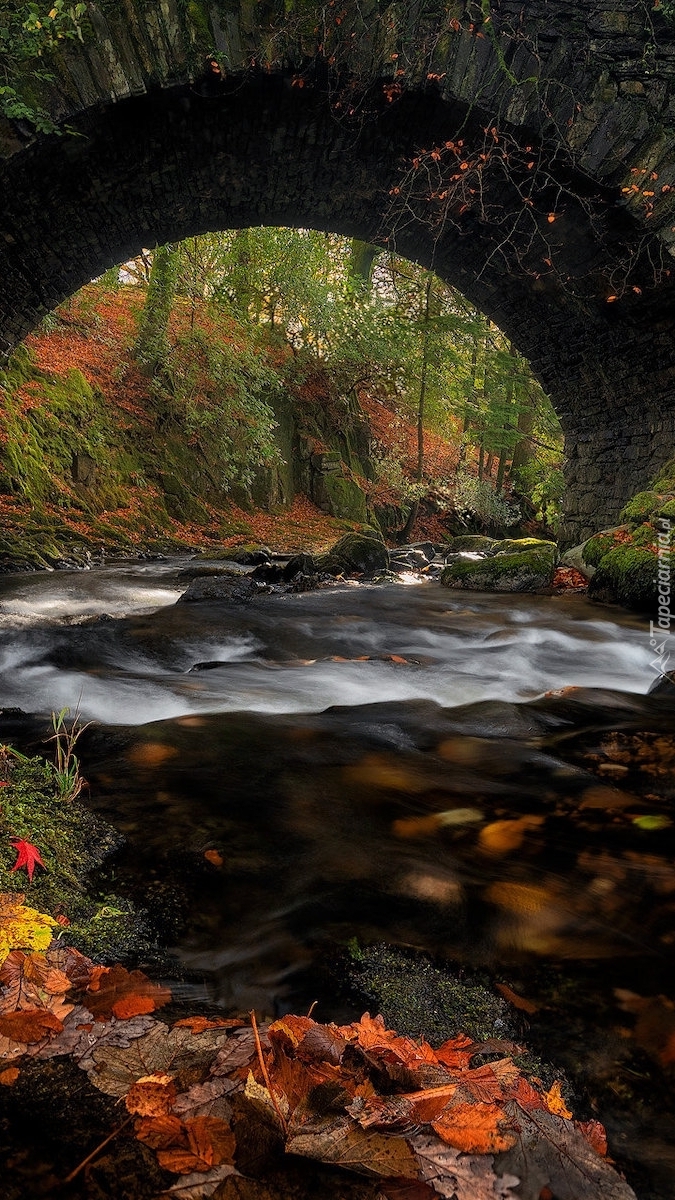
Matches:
[133,243,179,375]
[349,239,380,288]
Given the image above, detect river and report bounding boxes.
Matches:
[0,559,673,1196]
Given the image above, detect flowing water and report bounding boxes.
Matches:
[1,559,674,1196]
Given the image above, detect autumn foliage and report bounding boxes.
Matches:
[0,921,636,1199]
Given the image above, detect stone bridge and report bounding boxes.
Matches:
[2,0,675,541]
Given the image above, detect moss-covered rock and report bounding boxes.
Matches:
[651,457,675,491]
[582,530,626,568]
[445,535,498,554]
[620,490,664,524]
[441,544,556,592]
[656,498,675,520]
[317,532,389,575]
[220,544,272,565]
[347,943,514,1045]
[315,474,368,523]
[495,537,559,562]
[588,544,664,611]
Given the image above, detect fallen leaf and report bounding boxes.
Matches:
[495,1102,637,1200]
[157,1116,236,1174]
[287,1113,418,1178]
[434,1035,474,1070]
[39,1006,158,1065]
[88,1024,233,1096]
[8,839,46,884]
[543,1081,572,1119]
[82,963,172,1020]
[0,1066,20,1085]
[479,818,545,856]
[203,850,223,867]
[412,1132,519,1199]
[0,1007,63,1043]
[135,1113,186,1149]
[0,893,56,967]
[432,1101,517,1154]
[173,1017,243,1034]
[576,1119,608,1158]
[173,1076,237,1121]
[125,1072,177,1116]
[163,1164,241,1198]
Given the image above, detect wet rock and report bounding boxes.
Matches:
[648,670,675,697]
[409,541,436,562]
[282,552,316,581]
[390,549,430,571]
[441,540,557,592]
[317,532,389,576]
[177,572,269,603]
[588,545,662,612]
[561,541,597,579]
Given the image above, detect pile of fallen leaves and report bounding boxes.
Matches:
[0,916,638,1200]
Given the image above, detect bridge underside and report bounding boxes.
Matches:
[1,75,675,543]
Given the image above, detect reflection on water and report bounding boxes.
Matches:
[0,559,673,1197]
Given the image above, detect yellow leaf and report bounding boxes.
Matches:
[48,7,58,16]
[544,1080,572,1119]
[0,893,56,968]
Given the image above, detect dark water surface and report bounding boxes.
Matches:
[1,560,674,1196]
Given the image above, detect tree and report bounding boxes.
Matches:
[133,244,179,374]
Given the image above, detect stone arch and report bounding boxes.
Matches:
[2,2,675,542]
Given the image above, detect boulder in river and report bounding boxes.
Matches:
[178,570,268,603]
[441,538,557,592]
[317,530,389,575]
[445,534,499,555]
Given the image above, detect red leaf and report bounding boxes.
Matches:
[8,839,46,884]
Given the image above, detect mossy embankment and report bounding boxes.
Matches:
[0,287,382,571]
[0,744,151,961]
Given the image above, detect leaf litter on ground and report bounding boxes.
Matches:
[0,940,639,1200]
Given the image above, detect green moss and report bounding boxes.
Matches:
[656,498,675,520]
[620,490,663,524]
[631,522,658,547]
[496,537,558,560]
[651,457,675,490]
[318,474,367,523]
[318,531,389,574]
[589,544,661,611]
[582,531,621,567]
[441,545,556,592]
[347,942,514,1045]
[445,535,497,553]
[0,748,146,962]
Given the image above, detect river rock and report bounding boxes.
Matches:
[220,544,273,565]
[178,571,268,603]
[560,541,596,579]
[317,531,389,575]
[441,539,557,592]
[445,535,498,555]
[648,669,675,697]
